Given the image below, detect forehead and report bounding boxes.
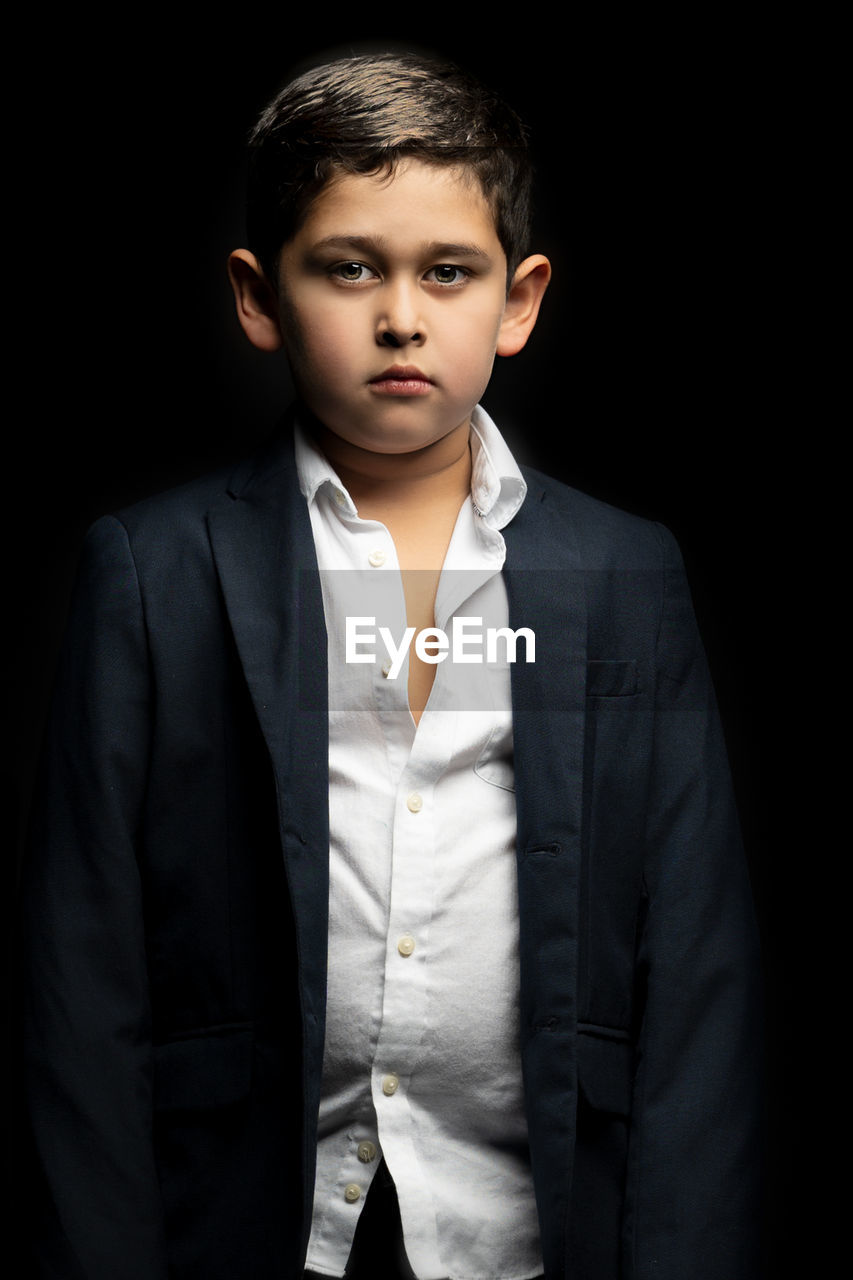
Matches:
[292,158,503,255]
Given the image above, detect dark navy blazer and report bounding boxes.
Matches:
[20,421,763,1278]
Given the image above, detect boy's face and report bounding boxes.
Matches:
[252,159,545,457]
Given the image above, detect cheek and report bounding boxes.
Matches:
[440,308,504,380]
[282,306,353,382]
[279,285,346,356]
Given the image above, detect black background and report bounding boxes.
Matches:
[5,10,807,1274]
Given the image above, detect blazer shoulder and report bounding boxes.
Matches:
[519,464,672,570]
[104,424,299,546]
[110,466,232,534]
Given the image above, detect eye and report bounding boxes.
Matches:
[330,261,376,284]
[426,264,469,286]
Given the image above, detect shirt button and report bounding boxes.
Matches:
[382,1073,400,1096]
[333,488,347,508]
[381,659,393,678]
[397,935,416,957]
[406,792,423,813]
[368,549,386,567]
[357,1141,377,1163]
[344,1183,362,1203]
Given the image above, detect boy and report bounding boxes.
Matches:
[19,52,763,1280]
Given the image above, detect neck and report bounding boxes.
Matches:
[310,417,473,517]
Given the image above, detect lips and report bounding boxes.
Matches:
[368,365,434,395]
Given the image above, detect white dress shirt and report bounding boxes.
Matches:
[297,405,544,1280]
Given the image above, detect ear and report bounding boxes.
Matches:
[227,249,283,352]
[496,254,552,357]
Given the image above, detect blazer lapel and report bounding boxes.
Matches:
[503,473,588,1273]
[205,423,329,1218]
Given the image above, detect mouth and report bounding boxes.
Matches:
[368,365,434,396]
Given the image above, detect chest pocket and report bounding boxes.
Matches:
[475,661,638,790]
[586,659,637,698]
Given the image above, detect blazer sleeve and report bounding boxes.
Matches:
[622,524,764,1279]
[19,515,169,1278]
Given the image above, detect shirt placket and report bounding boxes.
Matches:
[368,705,452,1277]
[311,501,406,1258]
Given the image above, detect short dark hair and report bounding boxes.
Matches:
[246,52,534,285]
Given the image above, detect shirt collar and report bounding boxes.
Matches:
[468,404,527,530]
[293,419,359,516]
[293,403,527,530]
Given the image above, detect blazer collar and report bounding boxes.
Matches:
[504,470,588,850]
[206,416,329,1135]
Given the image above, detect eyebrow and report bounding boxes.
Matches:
[309,235,493,261]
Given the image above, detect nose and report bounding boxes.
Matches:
[376,279,424,348]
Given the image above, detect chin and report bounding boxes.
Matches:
[337,421,463,456]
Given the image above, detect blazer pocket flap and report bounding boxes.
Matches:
[577,1030,634,1116]
[586,660,637,698]
[153,1025,253,1111]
